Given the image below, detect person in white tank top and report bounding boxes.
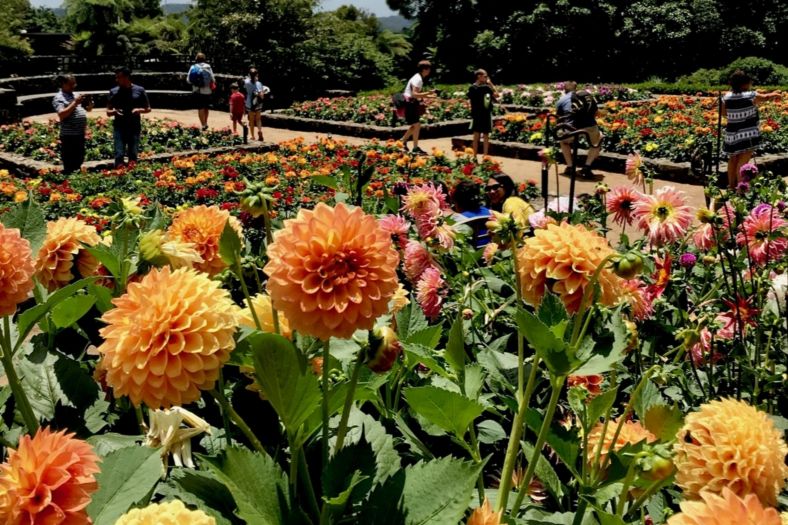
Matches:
[401,60,437,154]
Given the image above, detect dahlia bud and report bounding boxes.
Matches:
[139,230,168,266]
[239,180,270,217]
[611,252,644,279]
[366,326,402,373]
[624,319,639,352]
[677,327,701,348]
[594,182,610,195]
[462,308,474,320]
[679,253,697,269]
[702,255,717,265]
[696,208,716,224]
[638,444,674,481]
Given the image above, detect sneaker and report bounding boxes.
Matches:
[580,166,595,178]
[201,124,209,131]
[561,166,576,177]
[412,146,427,155]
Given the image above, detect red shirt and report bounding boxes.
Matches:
[229,91,246,116]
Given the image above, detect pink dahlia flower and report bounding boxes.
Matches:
[736,204,787,266]
[633,186,693,246]
[416,266,446,320]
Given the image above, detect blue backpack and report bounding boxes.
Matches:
[188,64,206,87]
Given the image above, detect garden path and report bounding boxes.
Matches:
[27,108,708,212]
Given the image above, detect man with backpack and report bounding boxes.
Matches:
[556,81,602,178]
[188,52,215,130]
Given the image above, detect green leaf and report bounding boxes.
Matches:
[84,398,111,433]
[86,433,141,457]
[643,404,684,442]
[396,301,428,341]
[16,277,98,345]
[17,348,67,421]
[586,387,619,430]
[634,380,664,422]
[311,175,339,189]
[573,314,629,376]
[201,447,288,525]
[88,283,114,313]
[522,441,564,500]
[158,472,234,525]
[323,438,375,510]
[464,364,485,399]
[402,343,451,379]
[251,332,321,432]
[537,292,569,327]
[444,314,465,373]
[87,446,162,525]
[85,245,122,281]
[405,386,484,438]
[357,471,407,524]
[342,408,401,484]
[476,419,506,444]
[405,325,442,349]
[596,510,626,525]
[51,294,96,329]
[516,309,573,376]
[54,353,99,409]
[218,220,242,266]
[1,197,46,255]
[402,456,482,525]
[525,408,580,477]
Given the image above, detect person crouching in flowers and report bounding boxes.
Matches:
[450,180,492,248]
[721,70,780,189]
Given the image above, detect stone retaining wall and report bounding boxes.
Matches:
[264,111,472,140]
[451,136,788,184]
[0,142,276,178]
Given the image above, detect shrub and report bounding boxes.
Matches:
[680,57,788,87]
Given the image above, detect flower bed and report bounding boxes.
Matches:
[464,82,651,107]
[0,117,243,164]
[491,95,788,162]
[0,136,785,525]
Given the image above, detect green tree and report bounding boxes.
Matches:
[0,0,32,62]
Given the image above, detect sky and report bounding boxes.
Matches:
[31,0,399,16]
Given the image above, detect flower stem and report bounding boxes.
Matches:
[511,376,565,513]
[259,194,282,336]
[235,260,263,332]
[0,316,39,433]
[321,339,331,465]
[210,389,267,455]
[615,462,637,516]
[333,351,364,453]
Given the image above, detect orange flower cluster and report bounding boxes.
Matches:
[35,217,101,291]
[517,222,625,313]
[667,488,781,525]
[0,427,100,524]
[0,224,35,316]
[115,499,216,525]
[168,205,243,276]
[586,418,656,467]
[239,293,292,339]
[96,266,241,408]
[265,203,399,340]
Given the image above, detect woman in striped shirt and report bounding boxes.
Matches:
[721,70,780,189]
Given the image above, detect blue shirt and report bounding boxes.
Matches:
[556,92,573,116]
[108,84,149,133]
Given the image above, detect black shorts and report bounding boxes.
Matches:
[471,114,492,133]
[405,100,422,125]
[193,93,212,109]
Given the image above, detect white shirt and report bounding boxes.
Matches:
[404,73,423,98]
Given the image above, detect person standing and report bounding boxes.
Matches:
[401,60,437,154]
[228,82,247,137]
[468,69,498,157]
[52,74,93,174]
[556,80,602,178]
[188,52,215,130]
[107,67,151,168]
[244,68,269,142]
[721,69,781,189]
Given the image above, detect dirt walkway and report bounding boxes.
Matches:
[28,108,708,210]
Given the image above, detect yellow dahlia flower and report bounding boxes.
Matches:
[35,217,100,291]
[264,203,399,340]
[168,205,243,276]
[0,224,35,316]
[517,222,625,313]
[240,293,292,339]
[586,418,656,467]
[674,398,788,506]
[466,497,502,525]
[667,488,781,525]
[115,499,215,525]
[96,266,241,408]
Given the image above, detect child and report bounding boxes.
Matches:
[229,82,246,137]
[244,68,270,142]
[468,69,498,157]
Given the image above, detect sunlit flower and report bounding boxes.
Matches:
[378,214,411,249]
[674,398,788,506]
[96,267,241,408]
[401,183,448,219]
[625,153,644,186]
[403,240,434,283]
[567,375,604,396]
[620,279,654,320]
[466,497,501,525]
[265,203,399,340]
[736,204,787,266]
[632,186,693,246]
[168,205,243,276]
[715,296,759,340]
[389,282,410,315]
[586,418,656,467]
[689,327,714,365]
[144,407,211,477]
[239,293,292,339]
[0,427,100,525]
[115,499,215,525]
[416,266,445,320]
[0,224,35,316]
[693,224,716,251]
[482,242,499,264]
[35,217,101,291]
[666,488,780,525]
[606,186,640,226]
[517,222,625,313]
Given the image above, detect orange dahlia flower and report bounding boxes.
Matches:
[586,418,656,467]
[0,224,35,316]
[264,203,399,340]
[0,427,100,524]
[35,217,100,291]
[240,293,292,339]
[667,488,781,525]
[168,205,243,276]
[674,398,788,506]
[115,499,215,525]
[96,266,241,408]
[517,222,625,313]
[466,497,501,525]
